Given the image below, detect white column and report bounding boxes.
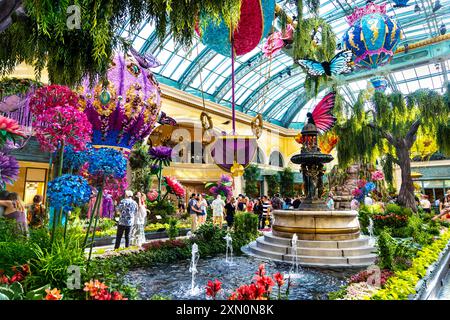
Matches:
[233,176,243,197]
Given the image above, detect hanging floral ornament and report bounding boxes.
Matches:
[196,0,276,57]
[78,49,164,154]
[263,31,285,58]
[343,1,402,70]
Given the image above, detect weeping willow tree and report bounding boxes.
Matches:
[0,0,241,86]
[292,0,336,97]
[335,86,450,211]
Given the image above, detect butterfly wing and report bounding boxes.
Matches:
[311,92,336,133]
[329,51,353,76]
[297,59,326,77]
[130,47,162,69]
[158,112,177,126]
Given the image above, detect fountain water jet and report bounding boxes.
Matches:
[288,233,302,278]
[224,233,233,265]
[188,243,200,296]
[368,217,375,246]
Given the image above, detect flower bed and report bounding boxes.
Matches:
[330,228,450,300]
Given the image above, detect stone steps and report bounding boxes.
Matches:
[244,232,377,268]
[256,238,375,257]
[263,232,371,249]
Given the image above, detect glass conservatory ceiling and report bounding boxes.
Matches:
[119,0,450,129]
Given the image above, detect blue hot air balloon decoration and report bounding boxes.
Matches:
[342,1,403,70]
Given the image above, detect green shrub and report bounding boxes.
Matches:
[371,229,450,300]
[234,212,258,238]
[0,242,36,274]
[0,217,22,242]
[26,230,86,291]
[28,228,51,253]
[358,204,383,234]
[148,200,176,223]
[167,218,179,240]
[376,229,396,270]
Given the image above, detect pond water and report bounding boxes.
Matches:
[124,255,351,300]
[437,271,450,300]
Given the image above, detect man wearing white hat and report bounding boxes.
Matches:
[114,190,138,249]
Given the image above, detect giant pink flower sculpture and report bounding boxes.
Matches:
[262,31,284,58]
[164,176,186,198]
[34,106,92,152]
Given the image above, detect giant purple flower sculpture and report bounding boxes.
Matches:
[0,152,19,189]
[148,145,172,200]
[149,146,172,166]
[206,174,233,200]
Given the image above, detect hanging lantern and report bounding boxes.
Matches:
[78,50,162,154]
[368,76,389,92]
[343,1,402,70]
[196,0,276,57]
[210,135,258,177]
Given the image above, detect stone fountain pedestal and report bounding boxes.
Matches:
[245,209,376,268]
[244,119,376,268]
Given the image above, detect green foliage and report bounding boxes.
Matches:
[0,217,20,242]
[376,229,396,270]
[358,204,383,234]
[0,0,242,85]
[234,212,258,239]
[150,294,172,300]
[371,230,450,300]
[191,223,227,256]
[0,282,48,300]
[26,231,86,290]
[265,173,280,197]
[328,285,348,300]
[243,164,260,198]
[167,218,179,240]
[279,167,295,197]
[147,200,176,223]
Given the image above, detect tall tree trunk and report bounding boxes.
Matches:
[396,144,417,212]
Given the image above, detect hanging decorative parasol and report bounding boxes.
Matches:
[198,1,275,176]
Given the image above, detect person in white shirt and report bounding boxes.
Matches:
[211,195,226,228]
[420,194,431,213]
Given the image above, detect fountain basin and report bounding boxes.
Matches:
[272,209,361,241]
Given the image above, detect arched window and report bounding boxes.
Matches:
[269,151,284,168]
[253,147,265,165]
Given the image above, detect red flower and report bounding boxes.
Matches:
[111,291,127,300]
[0,274,9,284]
[206,279,222,299]
[256,264,266,277]
[273,272,284,287]
[9,272,25,283]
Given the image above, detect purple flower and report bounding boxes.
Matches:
[0,153,19,188]
[149,146,172,166]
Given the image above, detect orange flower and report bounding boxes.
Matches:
[45,288,63,300]
[84,279,108,297]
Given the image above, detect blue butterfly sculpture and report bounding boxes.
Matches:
[296,50,353,77]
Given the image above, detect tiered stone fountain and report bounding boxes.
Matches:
[246,121,376,268]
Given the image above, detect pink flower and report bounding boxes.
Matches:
[262,32,285,58]
[164,176,185,198]
[357,179,367,189]
[33,106,92,152]
[371,170,384,181]
[147,189,158,201]
[352,188,363,197]
[0,116,24,137]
